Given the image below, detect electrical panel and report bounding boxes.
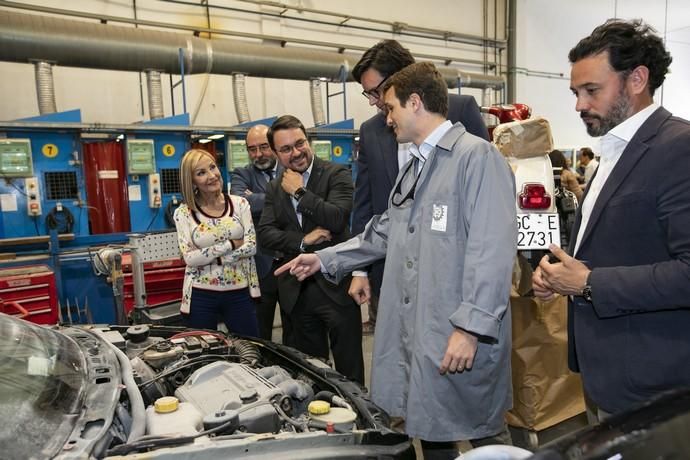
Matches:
[127,139,156,174]
[311,140,332,161]
[0,138,33,177]
[148,173,162,208]
[227,140,249,171]
[24,177,42,216]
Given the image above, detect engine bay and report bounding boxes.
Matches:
[60,323,407,458]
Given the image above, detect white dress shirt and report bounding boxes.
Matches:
[574,103,659,255]
[397,142,413,172]
[409,120,453,175]
[291,158,314,227]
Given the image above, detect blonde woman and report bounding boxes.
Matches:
[174,149,260,335]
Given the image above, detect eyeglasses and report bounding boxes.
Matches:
[361,76,389,100]
[276,138,308,155]
[247,143,272,154]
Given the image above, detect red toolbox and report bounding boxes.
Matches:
[0,265,59,324]
[121,254,185,314]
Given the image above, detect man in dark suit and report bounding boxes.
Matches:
[349,40,489,329]
[230,124,285,342]
[533,19,690,419]
[258,115,364,384]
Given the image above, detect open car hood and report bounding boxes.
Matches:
[0,313,414,459]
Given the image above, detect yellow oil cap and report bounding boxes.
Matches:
[308,400,331,415]
[154,396,180,413]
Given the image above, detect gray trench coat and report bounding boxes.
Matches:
[318,123,517,441]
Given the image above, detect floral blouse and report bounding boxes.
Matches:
[174,193,260,314]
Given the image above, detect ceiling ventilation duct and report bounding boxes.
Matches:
[232,73,251,124]
[309,79,326,127]
[33,60,57,114]
[146,70,164,120]
[0,10,349,82]
[0,9,503,90]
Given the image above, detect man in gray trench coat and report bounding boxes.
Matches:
[277,62,516,459]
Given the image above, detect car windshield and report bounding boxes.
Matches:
[0,314,87,459]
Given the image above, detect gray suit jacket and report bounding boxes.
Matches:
[351,93,489,295]
[567,107,690,413]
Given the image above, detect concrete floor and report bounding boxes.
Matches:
[269,304,589,458]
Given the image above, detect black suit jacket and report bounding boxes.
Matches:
[351,93,489,295]
[258,156,355,313]
[567,107,690,413]
[230,163,280,278]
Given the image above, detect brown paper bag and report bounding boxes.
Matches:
[493,117,554,159]
[507,294,585,431]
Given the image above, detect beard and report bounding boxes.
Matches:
[253,156,276,171]
[581,88,631,137]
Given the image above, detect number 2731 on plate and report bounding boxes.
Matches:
[516,213,561,250]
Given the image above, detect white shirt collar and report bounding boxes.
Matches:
[606,103,659,143]
[409,120,453,162]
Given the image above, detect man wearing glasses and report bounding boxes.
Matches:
[257,115,364,384]
[230,124,285,342]
[276,63,516,459]
[350,40,489,334]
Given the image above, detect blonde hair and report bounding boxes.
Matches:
[179,149,217,213]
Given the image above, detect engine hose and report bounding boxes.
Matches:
[95,330,146,442]
[272,401,308,432]
[314,390,353,412]
[234,339,261,366]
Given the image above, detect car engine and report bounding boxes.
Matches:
[91,324,394,458]
[125,327,333,437]
[0,312,414,460]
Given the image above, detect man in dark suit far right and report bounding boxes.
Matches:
[349,40,489,330]
[533,19,690,421]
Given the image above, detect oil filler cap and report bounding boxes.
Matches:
[154,396,180,413]
[308,400,331,415]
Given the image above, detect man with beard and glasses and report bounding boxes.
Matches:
[231,124,287,342]
[257,115,364,384]
[532,19,690,420]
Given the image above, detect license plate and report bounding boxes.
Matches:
[516,213,561,250]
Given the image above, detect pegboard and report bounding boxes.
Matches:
[129,231,181,262]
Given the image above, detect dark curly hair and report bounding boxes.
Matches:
[352,40,415,83]
[568,19,672,96]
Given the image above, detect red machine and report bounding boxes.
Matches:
[0,265,59,324]
[481,103,532,138]
[121,254,185,314]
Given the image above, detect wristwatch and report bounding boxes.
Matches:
[581,272,593,302]
[293,187,307,201]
